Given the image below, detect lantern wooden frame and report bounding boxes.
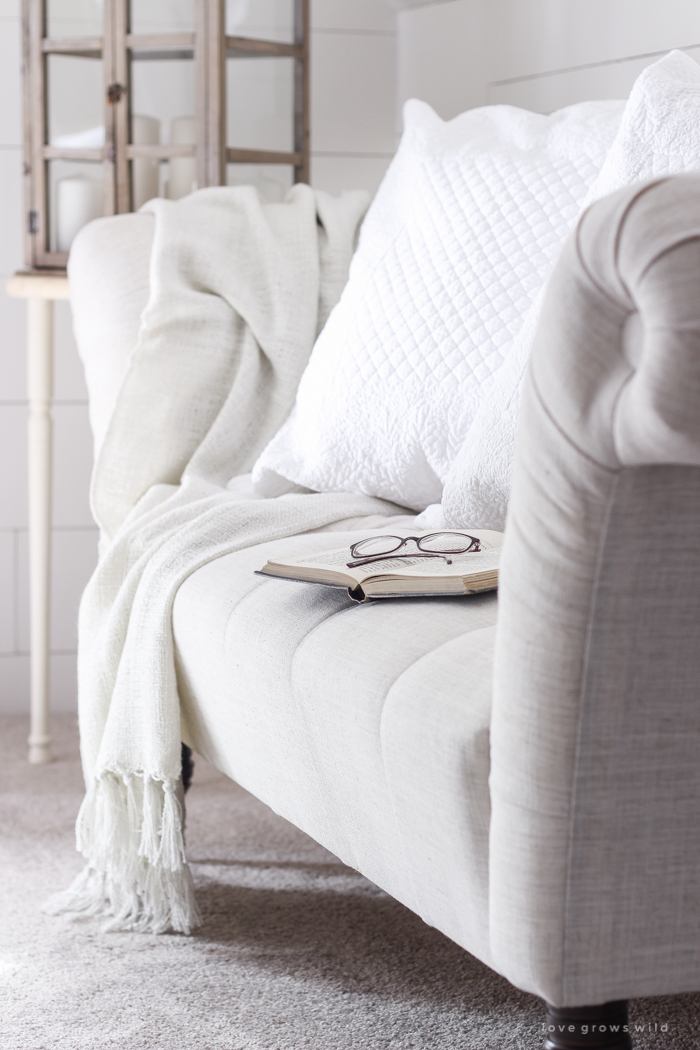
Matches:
[21,0,310,271]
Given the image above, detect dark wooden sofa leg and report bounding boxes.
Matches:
[543,1001,633,1049]
[181,743,194,793]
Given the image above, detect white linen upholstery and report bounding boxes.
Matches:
[173,529,498,969]
[491,175,700,1005]
[65,132,700,1010]
[253,98,624,510]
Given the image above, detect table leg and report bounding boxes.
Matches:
[26,298,53,765]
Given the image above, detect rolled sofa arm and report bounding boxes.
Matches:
[490,175,700,1007]
[69,213,154,458]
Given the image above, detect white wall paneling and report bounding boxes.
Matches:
[0,406,28,529]
[0,657,32,715]
[311,31,398,153]
[52,301,89,402]
[397,0,489,119]
[314,0,396,32]
[17,528,99,653]
[50,406,96,528]
[0,654,80,715]
[0,294,27,401]
[485,0,700,84]
[398,0,700,116]
[0,530,14,653]
[0,149,23,274]
[388,1,447,10]
[0,15,20,145]
[310,1,398,195]
[310,154,395,197]
[0,522,98,714]
[489,46,700,111]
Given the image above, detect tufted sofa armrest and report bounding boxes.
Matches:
[490,175,700,1007]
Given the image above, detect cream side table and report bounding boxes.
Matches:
[6,271,70,763]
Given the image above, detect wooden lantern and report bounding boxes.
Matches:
[21,0,310,271]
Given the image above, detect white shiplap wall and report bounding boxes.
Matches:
[311,0,399,194]
[398,0,700,116]
[0,0,98,715]
[0,0,399,714]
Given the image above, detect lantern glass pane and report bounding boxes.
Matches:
[130,56,195,137]
[48,158,104,253]
[226,163,293,202]
[128,151,166,209]
[128,151,196,206]
[47,0,103,39]
[130,56,196,202]
[226,56,294,152]
[227,0,295,43]
[130,0,195,34]
[47,54,104,148]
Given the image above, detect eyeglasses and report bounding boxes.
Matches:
[347,532,482,568]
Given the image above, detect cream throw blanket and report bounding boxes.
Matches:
[50,185,401,934]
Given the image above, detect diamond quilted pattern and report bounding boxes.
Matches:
[253,98,625,510]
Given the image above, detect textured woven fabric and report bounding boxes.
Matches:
[54,186,391,936]
[86,186,369,543]
[491,175,700,1006]
[253,99,624,510]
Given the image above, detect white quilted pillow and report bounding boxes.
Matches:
[584,50,700,203]
[437,50,700,534]
[252,98,624,510]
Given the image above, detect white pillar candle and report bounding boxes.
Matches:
[56,176,102,253]
[168,116,197,200]
[132,114,161,209]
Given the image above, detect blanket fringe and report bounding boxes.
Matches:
[43,772,201,935]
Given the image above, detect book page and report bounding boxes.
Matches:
[275,531,502,583]
[368,547,500,579]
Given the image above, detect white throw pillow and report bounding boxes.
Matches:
[585,50,700,204]
[438,49,700,534]
[253,98,624,510]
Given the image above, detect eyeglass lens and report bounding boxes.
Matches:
[418,532,476,553]
[350,535,405,558]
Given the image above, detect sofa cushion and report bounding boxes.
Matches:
[173,528,498,966]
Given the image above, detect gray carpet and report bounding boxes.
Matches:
[1,716,698,1050]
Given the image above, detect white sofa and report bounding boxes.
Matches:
[67,174,700,1050]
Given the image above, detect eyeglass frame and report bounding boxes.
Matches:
[346,532,482,568]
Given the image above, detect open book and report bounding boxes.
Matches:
[256,530,504,603]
